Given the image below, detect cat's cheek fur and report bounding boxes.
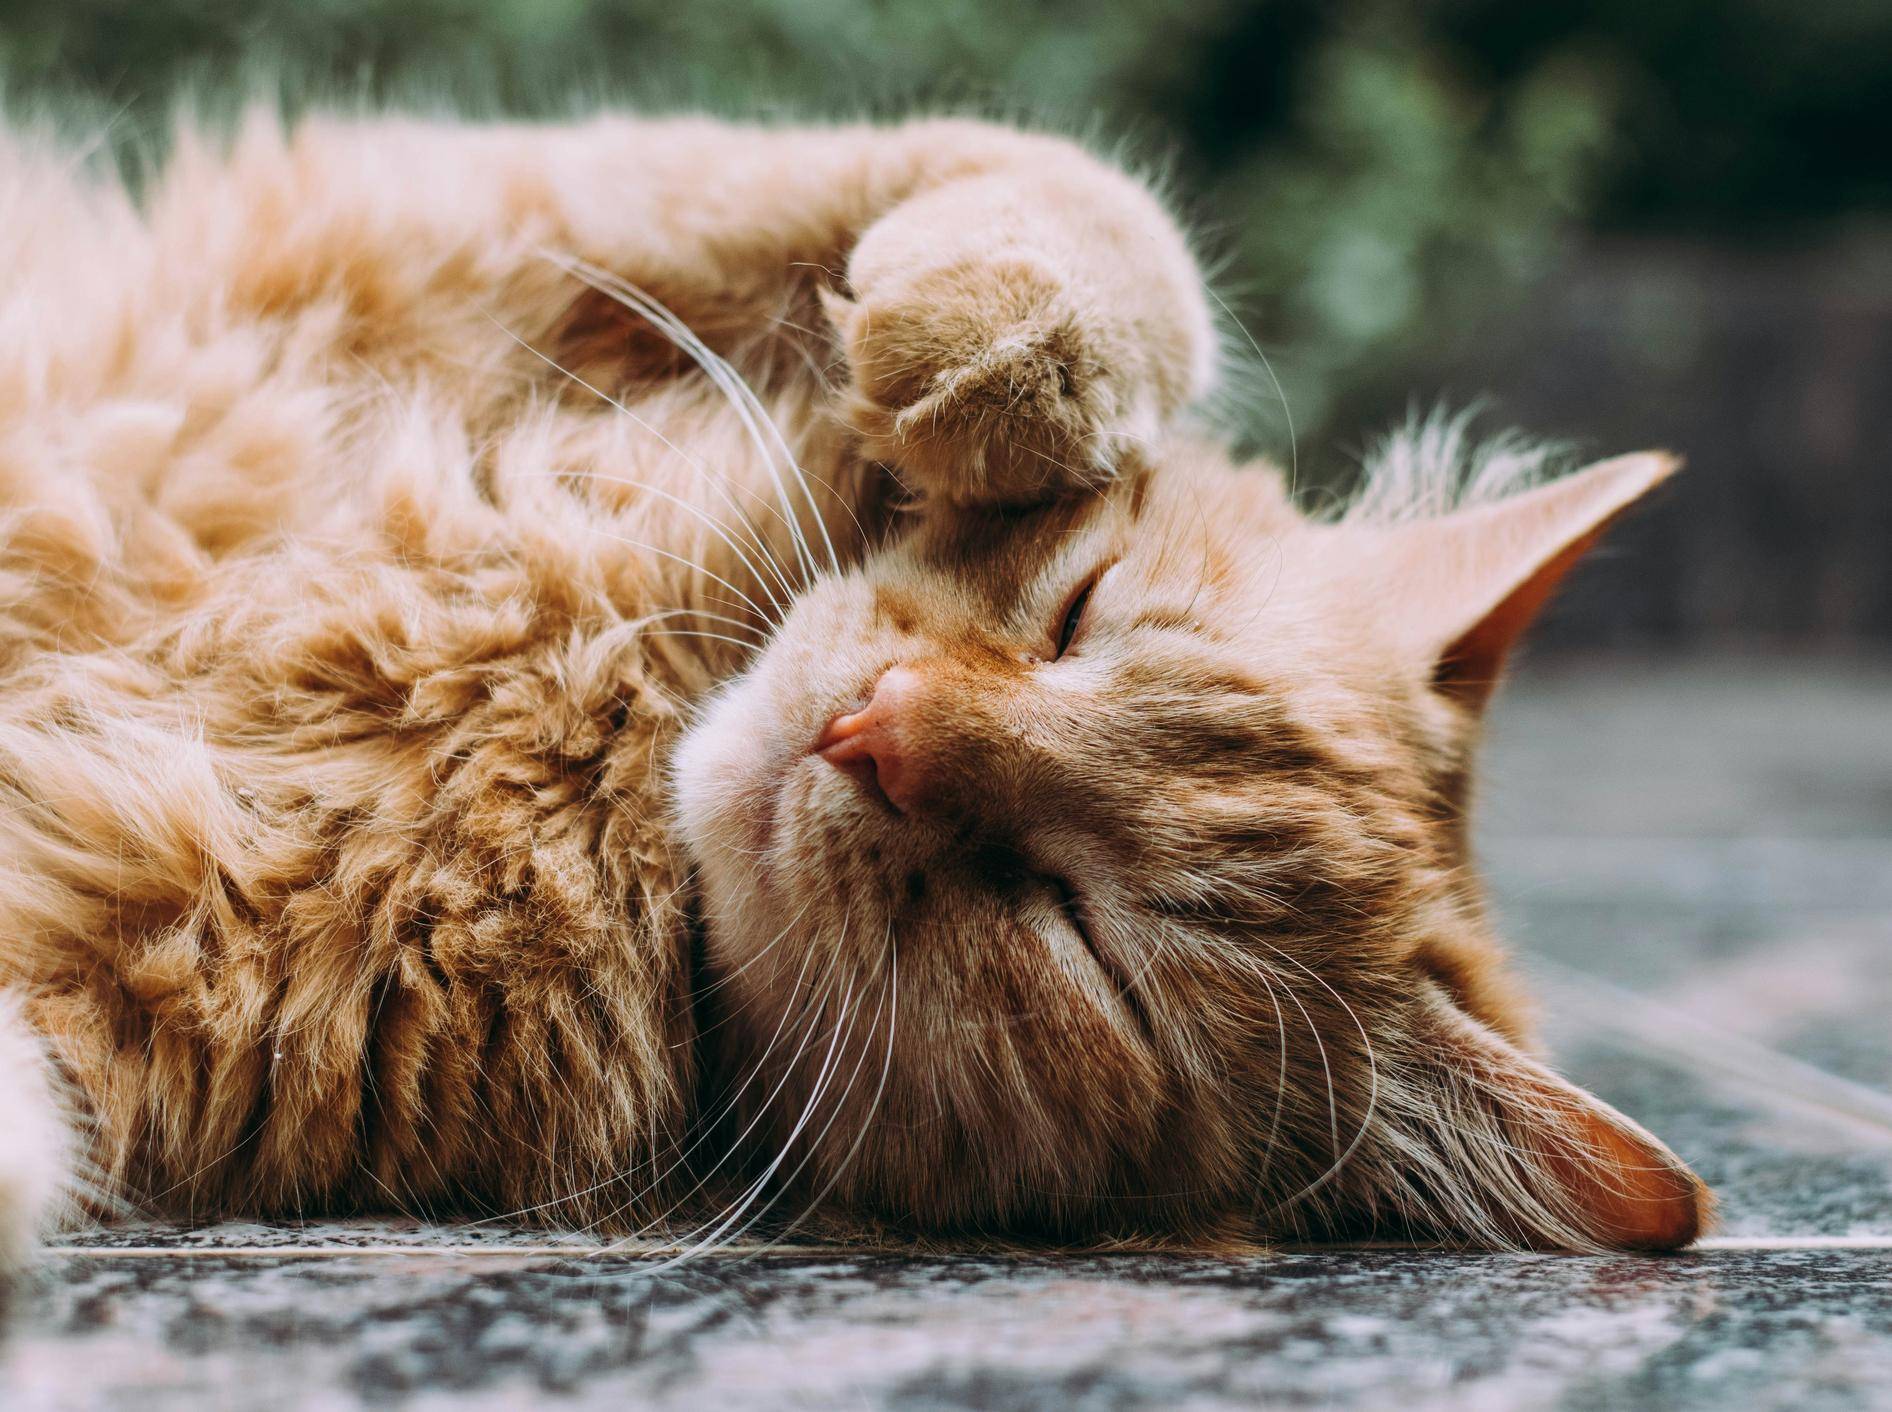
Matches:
[0,992,78,1271]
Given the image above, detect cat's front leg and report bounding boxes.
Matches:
[832,127,1218,507]
[0,992,78,1276]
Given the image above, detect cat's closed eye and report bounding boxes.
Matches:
[1045,875,1101,960]
[1053,573,1099,657]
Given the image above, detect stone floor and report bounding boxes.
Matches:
[4,656,1890,1410]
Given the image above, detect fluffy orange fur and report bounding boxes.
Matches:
[0,109,1707,1265]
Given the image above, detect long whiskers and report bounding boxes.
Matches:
[518,467,799,615]
[1209,286,1298,499]
[588,907,857,1257]
[488,903,826,1230]
[550,255,842,581]
[635,607,769,644]
[738,921,898,1257]
[636,628,763,656]
[1245,937,1382,1223]
[582,525,777,630]
[675,928,896,1264]
[624,935,866,1270]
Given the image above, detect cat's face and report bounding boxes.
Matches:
[673,440,1710,1251]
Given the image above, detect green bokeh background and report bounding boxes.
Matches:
[6,0,1889,646]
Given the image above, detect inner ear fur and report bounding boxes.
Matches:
[1383,452,1679,708]
[1376,986,1712,1252]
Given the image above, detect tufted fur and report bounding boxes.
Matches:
[0,109,1705,1263]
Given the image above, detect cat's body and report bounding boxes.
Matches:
[0,110,1706,1266]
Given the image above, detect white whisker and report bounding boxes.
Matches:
[747,922,898,1254]
[519,467,796,613]
[637,629,763,655]
[534,909,831,1235]
[552,256,841,579]
[583,526,776,628]
[599,911,855,1260]
[1249,939,1381,1222]
[636,607,767,644]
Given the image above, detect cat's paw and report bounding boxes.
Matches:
[0,1191,38,1284]
[0,997,73,1279]
[831,256,1154,507]
[0,1141,53,1281]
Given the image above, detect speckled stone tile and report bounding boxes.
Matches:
[5,1248,1890,1411]
[51,1219,613,1255]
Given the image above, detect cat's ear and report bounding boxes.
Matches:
[1372,986,1712,1251]
[1380,452,1678,707]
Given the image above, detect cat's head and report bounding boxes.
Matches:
[672,427,1710,1251]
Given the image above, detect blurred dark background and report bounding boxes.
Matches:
[4,0,1889,652]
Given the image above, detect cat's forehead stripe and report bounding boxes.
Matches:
[916,491,1121,577]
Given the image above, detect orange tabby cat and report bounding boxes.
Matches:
[0,110,1707,1267]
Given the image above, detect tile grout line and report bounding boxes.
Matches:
[1693,1237,1892,1251]
[1491,833,1892,850]
[39,1242,831,1259]
[41,1236,1892,1258]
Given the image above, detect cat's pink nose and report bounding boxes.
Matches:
[813,666,924,813]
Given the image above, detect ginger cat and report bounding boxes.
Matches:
[0,112,1707,1267]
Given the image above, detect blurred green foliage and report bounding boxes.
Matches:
[4,0,1887,459]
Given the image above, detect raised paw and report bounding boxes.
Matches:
[831,255,1158,508]
[0,995,75,1277]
